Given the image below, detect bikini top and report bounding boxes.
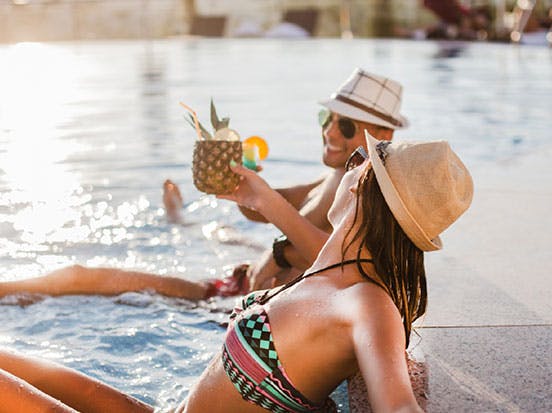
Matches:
[256,258,374,306]
[222,258,375,412]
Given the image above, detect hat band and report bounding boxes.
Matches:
[334,94,403,127]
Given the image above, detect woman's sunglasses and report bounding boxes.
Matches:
[345,146,368,171]
[318,109,357,139]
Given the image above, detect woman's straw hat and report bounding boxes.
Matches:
[365,132,473,251]
[320,68,409,130]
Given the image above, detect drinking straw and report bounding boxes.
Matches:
[179,102,202,140]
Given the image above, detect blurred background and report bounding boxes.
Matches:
[1,0,551,45]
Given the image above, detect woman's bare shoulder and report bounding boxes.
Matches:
[341,281,403,333]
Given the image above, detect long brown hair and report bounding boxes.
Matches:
[343,167,427,347]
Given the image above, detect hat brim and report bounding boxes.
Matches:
[320,98,409,130]
[365,132,441,251]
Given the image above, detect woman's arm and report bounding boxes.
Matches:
[348,358,428,413]
[351,293,423,413]
[218,163,330,265]
[237,178,324,223]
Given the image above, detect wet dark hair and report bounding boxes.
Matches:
[342,167,427,348]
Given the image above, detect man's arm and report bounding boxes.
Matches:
[247,250,291,291]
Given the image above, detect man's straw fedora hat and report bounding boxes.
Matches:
[365,132,473,251]
[320,68,409,130]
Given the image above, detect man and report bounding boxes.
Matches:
[234,67,409,292]
[0,68,409,302]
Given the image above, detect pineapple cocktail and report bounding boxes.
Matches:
[180,100,268,195]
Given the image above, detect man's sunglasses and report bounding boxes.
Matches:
[345,146,368,171]
[318,109,357,139]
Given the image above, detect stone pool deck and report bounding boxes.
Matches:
[417,147,552,412]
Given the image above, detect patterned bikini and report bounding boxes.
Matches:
[222,259,373,413]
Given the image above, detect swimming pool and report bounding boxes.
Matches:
[0,38,550,411]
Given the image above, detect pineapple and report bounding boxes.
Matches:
[183,100,242,195]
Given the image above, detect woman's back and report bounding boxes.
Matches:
[182,263,403,413]
[272,266,399,388]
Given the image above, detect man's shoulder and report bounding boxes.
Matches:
[296,169,343,193]
[299,168,344,212]
[319,168,346,188]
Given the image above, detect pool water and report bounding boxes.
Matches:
[0,38,550,411]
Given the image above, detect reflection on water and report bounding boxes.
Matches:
[0,39,551,411]
[1,44,83,231]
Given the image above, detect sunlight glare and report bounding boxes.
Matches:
[0,43,90,245]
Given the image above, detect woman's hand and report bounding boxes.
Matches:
[219,162,330,267]
[216,162,274,213]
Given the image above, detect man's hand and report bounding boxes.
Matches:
[247,250,283,291]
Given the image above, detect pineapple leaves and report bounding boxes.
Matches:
[185,113,212,140]
[182,100,231,140]
[210,98,230,131]
[219,117,230,128]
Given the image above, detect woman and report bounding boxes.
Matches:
[0,133,472,412]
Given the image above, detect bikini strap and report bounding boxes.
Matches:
[258,258,373,305]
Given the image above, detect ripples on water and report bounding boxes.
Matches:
[0,39,550,411]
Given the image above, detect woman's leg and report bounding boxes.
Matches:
[0,349,154,413]
[0,368,78,413]
[0,265,209,301]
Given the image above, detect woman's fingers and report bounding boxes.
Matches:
[216,193,237,202]
[216,161,270,210]
[228,161,254,176]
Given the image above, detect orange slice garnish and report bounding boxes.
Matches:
[243,136,269,160]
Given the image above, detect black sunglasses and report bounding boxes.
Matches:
[345,146,368,171]
[318,109,357,139]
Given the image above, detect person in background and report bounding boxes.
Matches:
[0,68,409,302]
[422,0,491,40]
